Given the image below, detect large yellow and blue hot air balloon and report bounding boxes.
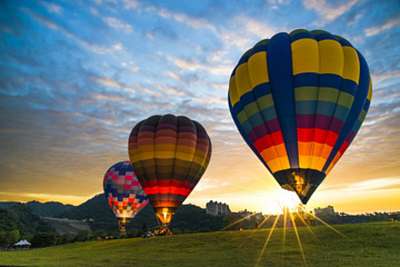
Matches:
[228,29,372,204]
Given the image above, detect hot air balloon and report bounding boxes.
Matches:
[228,29,372,204]
[103,161,149,236]
[128,114,211,231]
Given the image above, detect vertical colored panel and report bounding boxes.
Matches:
[248,51,269,86]
[323,52,370,173]
[268,32,299,169]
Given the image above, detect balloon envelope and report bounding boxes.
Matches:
[128,114,211,225]
[228,29,372,204]
[103,161,149,228]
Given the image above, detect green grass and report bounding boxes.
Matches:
[0,222,399,267]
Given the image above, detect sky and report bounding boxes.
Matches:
[0,0,399,214]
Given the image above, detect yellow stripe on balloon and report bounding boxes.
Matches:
[291,38,319,75]
[235,63,252,99]
[175,151,196,161]
[342,46,360,84]
[299,155,326,171]
[265,157,290,173]
[155,150,175,159]
[298,142,314,169]
[132,150,154,161]
[318,39,344,76]
[229,76,240,106]
[299,142,332,157]
[248,51,269,87]
[367,78,373,100]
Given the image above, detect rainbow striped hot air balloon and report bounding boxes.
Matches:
[228,29,372,204]
[103,161,149,236]
[128,114,211,229]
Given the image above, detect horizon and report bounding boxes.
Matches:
[1,192,400,216]
[1,1,400,215]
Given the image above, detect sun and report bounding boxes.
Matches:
[258,188,302,214]
[276,189,301,212]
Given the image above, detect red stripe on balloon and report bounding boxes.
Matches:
[297,128,338,147]
[253,131,284,152]
[144,186,191,196]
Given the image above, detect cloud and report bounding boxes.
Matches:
[41,1,62,14]
[321,177,400,194]
[92,76,124,89]
[122,1,216,32]
[166,55,232,77]
[103,16,133,33]
[217,15,280,53]
[154,7,215,31]
[303,0,358,23]
[266,0,290,9]
[23,8,124,54]
[123,0,139,10]
[372,70,400,85]
[365,17,400,37]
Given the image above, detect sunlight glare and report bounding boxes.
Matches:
[276,189,301,212]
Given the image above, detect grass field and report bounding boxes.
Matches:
[0,222,399,267]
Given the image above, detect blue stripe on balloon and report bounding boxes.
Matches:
[293,74,356,96]
[322,51,370,172]
[232,83,271,115]
[267,32,299,169]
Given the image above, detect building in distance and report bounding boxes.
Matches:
[206,201,231,216]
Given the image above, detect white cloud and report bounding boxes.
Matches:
[123,0,139,10]
[103,16,133,33]
[150,6,216,32]
[167,56,232,76]
[303,0,358,23]
[372,70,400,85]
[242,17,277,39]
[217,16,279,51]
[92,76,123,88]
[266,0,290,10]
[122,1,216,32]
[365,17,400,37]
[24,8,125,54]
[322,177,400,194]
[41,1,62,14]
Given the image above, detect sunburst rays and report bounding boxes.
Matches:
[249,201,346,267]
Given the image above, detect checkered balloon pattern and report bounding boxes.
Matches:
[103,161,149,219]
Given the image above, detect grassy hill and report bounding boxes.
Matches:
[0,222,399,267]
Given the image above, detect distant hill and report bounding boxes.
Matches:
[26,201,74,217]
[60,194,224,234]
[0,201,73,218]
[41,217,90,235]
[0,194,225,235]
[0,204,55,242]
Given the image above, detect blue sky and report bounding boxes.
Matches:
[0,0,399,213]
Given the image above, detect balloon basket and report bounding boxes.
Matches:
[118,218,128,238]
[153,225,173,236]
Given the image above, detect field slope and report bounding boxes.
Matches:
[0,222,399,267]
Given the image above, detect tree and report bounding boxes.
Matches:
[0,229,20,247]
[31,232,57,247]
